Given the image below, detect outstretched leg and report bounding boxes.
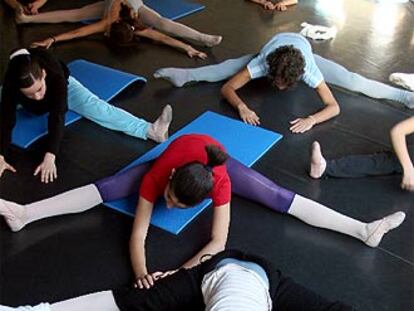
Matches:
[138,5,222,47]
[0,162,152,231]
[227,157,405,247]
[154,54,255,87]
[15,2,105,24]
[310,141,404,179]
[314,54,414,108]
[0,291,119,311]
[1,268,201,310]
[67,77,172,143]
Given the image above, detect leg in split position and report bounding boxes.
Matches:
[226,157,405,247]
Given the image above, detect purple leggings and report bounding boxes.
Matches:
[95,158,295,213]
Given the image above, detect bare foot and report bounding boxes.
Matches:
[147,105,173,143]
[203,35,223,47]
[0,199,27,232]
[364,211,405,247]
[310,141,326,179]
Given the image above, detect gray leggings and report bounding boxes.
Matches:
[184,53,412,105]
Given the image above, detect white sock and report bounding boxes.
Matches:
[50,291,119,311]
[287,195,405,247]
[153,68,190,87]
[0,184,103,231]
[389,73,414,92]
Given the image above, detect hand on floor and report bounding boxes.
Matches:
[31,37,54,49]
[238,105,260,126]
[289,117,316,133]
[186,46,207,59]
[401,169,414,191]
[34,152,57,183]
[263,1,276,10]
[274,3,287,11]
[0,156,16,178]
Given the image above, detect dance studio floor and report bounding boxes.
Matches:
[1,0,413,309]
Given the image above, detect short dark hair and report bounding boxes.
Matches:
[266,45,305,89]
[8,52,43,89]
[170,145,229,206]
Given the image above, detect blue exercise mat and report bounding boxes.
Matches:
[144,0,205,20]
[11,60,146,148]
[82,0,204,24]
[103,111,283,235]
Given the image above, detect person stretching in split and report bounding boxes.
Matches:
[0,134,405,290]
[0,48,172,183]
[155,33,414,131]
[26,0,221,59]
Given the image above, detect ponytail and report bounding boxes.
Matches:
[205,145,229,168]
[170,145,229,206]
[8,48,43,89]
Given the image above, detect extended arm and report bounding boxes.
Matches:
[181,203,230,269]
[290,81,340,133]
[221,68,261,125]
[31,19,108,48]
[390,117,414,191]
[135,28,207,59]
[129,196,154,288]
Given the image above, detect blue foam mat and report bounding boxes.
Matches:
[82,0,205,24]
[12,60,146,148]
[144,0,205,20]
[103,111,283,235]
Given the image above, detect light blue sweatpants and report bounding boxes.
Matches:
[171,53,413,106]
[67,76,149,139]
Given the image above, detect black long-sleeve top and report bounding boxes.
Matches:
[0,48,70,157]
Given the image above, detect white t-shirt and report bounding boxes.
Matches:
[201,263,272,311]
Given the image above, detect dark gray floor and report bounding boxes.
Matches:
[1,0,414,310]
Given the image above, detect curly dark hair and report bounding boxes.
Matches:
[266,45,305,89]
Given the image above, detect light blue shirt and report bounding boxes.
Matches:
[247,33,324,88]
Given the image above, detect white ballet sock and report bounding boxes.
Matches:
[154,68,191,87]
[154,54,255,87]
[147,104,173,142]
[0,303,50,311]
[0,184,103,231]
[288,195,405,247]
[389,73,414,92]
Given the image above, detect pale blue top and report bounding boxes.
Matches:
[247,33,324,88]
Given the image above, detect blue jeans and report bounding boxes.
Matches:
[67,76,149,139]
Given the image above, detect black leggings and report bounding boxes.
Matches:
[112,265,354,311]
[325,147,414,178]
